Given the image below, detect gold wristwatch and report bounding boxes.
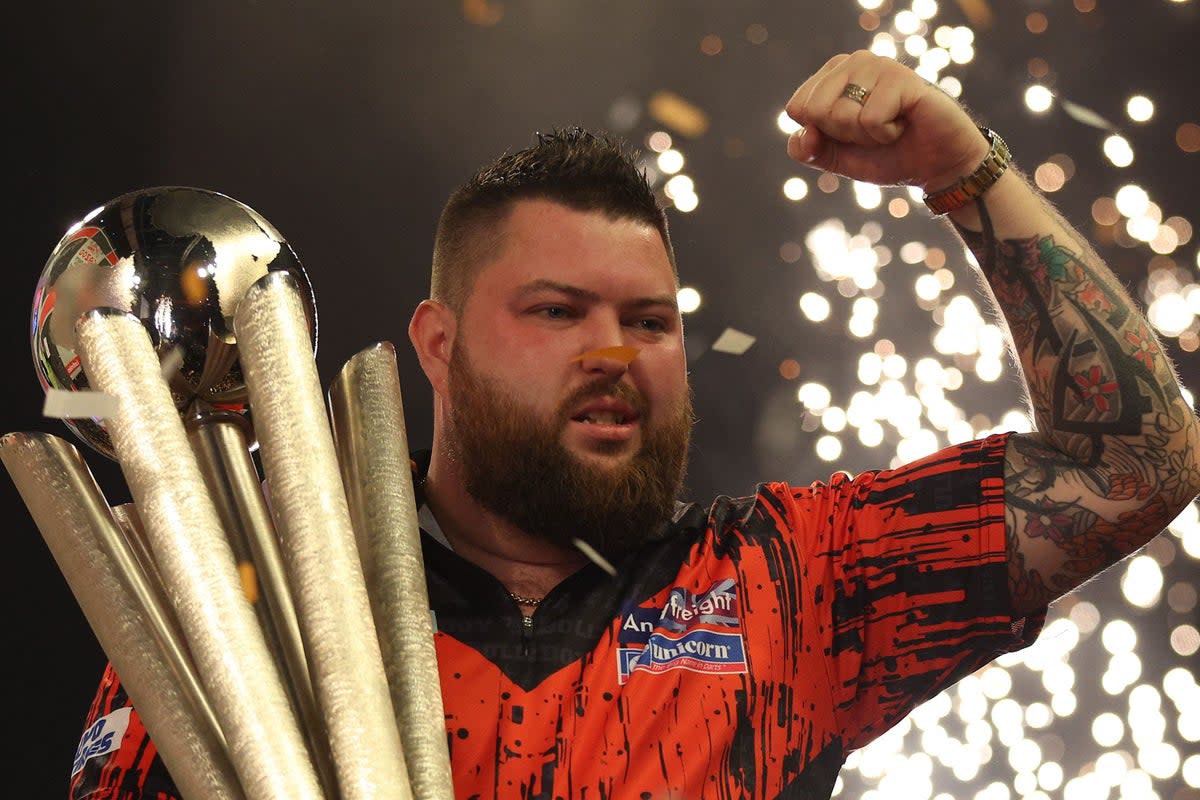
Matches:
[923,127,1011,216]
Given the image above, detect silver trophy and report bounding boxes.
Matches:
[4,187,452,800]
[30,185,315,458]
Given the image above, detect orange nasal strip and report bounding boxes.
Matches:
[571,345,640,365]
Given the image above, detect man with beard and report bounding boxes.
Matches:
[71,51,1200,799]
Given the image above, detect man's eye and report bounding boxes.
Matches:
[538,306,571,319]
[636,318,667,333]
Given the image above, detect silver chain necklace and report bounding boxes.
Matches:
[508,591,543,607]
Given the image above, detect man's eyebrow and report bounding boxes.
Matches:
[515,279,600,302]
[629,294,680,313]
[515,279,679,312]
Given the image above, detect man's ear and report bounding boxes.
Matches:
[409,299,457,395]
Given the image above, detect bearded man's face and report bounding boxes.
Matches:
[435,200,692,558]
[445,338,691,558]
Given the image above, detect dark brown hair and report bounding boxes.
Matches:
[430,127,675,313]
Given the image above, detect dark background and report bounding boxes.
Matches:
[6,1,1198,797]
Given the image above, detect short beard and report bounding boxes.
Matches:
[444,341,691,560]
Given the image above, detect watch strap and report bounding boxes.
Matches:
[923,127,1011,216]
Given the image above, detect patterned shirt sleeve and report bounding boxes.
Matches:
[785,432,1045,750]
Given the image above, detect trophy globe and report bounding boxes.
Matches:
[30,186,316,459]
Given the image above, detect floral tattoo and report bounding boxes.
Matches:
[958,218,1198,612]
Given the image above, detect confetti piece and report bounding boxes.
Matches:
[1060,99,1117,131]
[571,345,641,365]
[43,388,119,420]
[951,0,994,28]
[711,328,756,355]
[238,562,259,604]
[462,0,502,26]
[648,91,709,138]
[573,538,617,576]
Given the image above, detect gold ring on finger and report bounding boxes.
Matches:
[841,82,870,105]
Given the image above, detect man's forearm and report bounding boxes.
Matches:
[948,166,1200,600]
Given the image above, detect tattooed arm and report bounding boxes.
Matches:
[948,178,1200,616]
[786,51,1200,619]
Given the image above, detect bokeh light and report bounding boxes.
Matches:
[746,4,1200,798]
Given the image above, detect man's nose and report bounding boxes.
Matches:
[573,345,640,377]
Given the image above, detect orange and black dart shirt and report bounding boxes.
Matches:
[71,432,1044,800]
